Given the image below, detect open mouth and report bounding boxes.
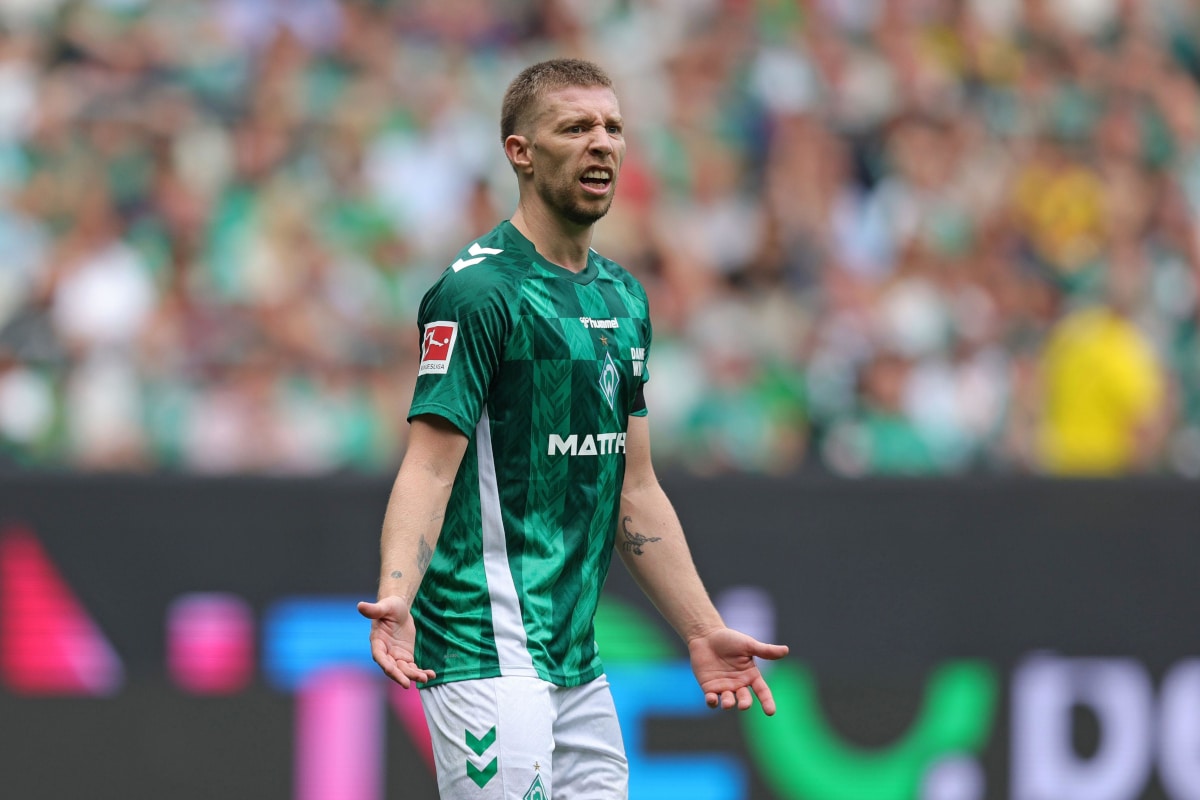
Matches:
[580,168,613,194]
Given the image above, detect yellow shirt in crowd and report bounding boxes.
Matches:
[1037,306,1164,475]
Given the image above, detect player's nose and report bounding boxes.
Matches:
[587,128,614,156]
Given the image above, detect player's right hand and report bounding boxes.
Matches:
[357,596,437,688]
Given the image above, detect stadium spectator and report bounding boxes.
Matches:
[0,0,1197,477]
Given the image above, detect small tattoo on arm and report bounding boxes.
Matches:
[418,537,434,574]
[621,515,661,556]
[390,570,403,579]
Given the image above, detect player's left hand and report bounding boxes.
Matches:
[687,627,789,715]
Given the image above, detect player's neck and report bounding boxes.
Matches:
[510,206,593,273]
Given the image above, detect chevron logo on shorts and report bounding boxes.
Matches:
[466,726,497,788]
[523,774,547,800]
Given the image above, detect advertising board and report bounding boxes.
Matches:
[1,475,1197,799]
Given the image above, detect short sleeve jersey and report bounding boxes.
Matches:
[409,220,651,688]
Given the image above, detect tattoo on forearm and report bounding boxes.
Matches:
[418,537,433,574]
[621,515,662,556]
[390,570,403,580]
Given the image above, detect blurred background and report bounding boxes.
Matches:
[0,0,1197,479]
[3,1,1200,799]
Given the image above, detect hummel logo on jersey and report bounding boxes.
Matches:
[579,317,619,329]
[452,242,503,272]
[418,321,458,375]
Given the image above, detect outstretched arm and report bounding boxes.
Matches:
[357,415,468,688]
[616,416,789,714]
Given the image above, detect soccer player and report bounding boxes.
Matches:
[357,58,788,799]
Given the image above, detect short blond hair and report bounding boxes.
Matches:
[500,58,614,142]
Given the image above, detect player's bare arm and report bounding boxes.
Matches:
[417,535,435,575]
[619,515,661,556]
[357,415,468,687]
[617,415,789,713]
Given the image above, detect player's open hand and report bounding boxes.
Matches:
[357,596,436,688]
[687,627,789,715]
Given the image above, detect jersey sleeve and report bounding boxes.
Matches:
[408,270,512,436]
[630,293,652,418]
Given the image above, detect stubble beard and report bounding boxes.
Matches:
[536,176,614,227]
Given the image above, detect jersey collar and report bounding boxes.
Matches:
[501,220,599,285]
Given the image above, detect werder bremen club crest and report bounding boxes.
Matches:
[598,351,620,410]
[523,774,547,800]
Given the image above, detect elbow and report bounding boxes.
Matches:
[620,473,660,505]
[397,453,460,495]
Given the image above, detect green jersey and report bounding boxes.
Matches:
[409,220,651,688]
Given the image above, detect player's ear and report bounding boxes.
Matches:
[505,134,533,174]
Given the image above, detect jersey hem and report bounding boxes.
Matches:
[418,663,605,689]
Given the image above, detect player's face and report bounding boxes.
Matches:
[526,85,625,227]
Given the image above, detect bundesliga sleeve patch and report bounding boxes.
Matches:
[418,321,458,376]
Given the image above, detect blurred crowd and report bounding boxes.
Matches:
[0,0,1198,477]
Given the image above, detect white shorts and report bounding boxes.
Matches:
[420,674,628,800]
